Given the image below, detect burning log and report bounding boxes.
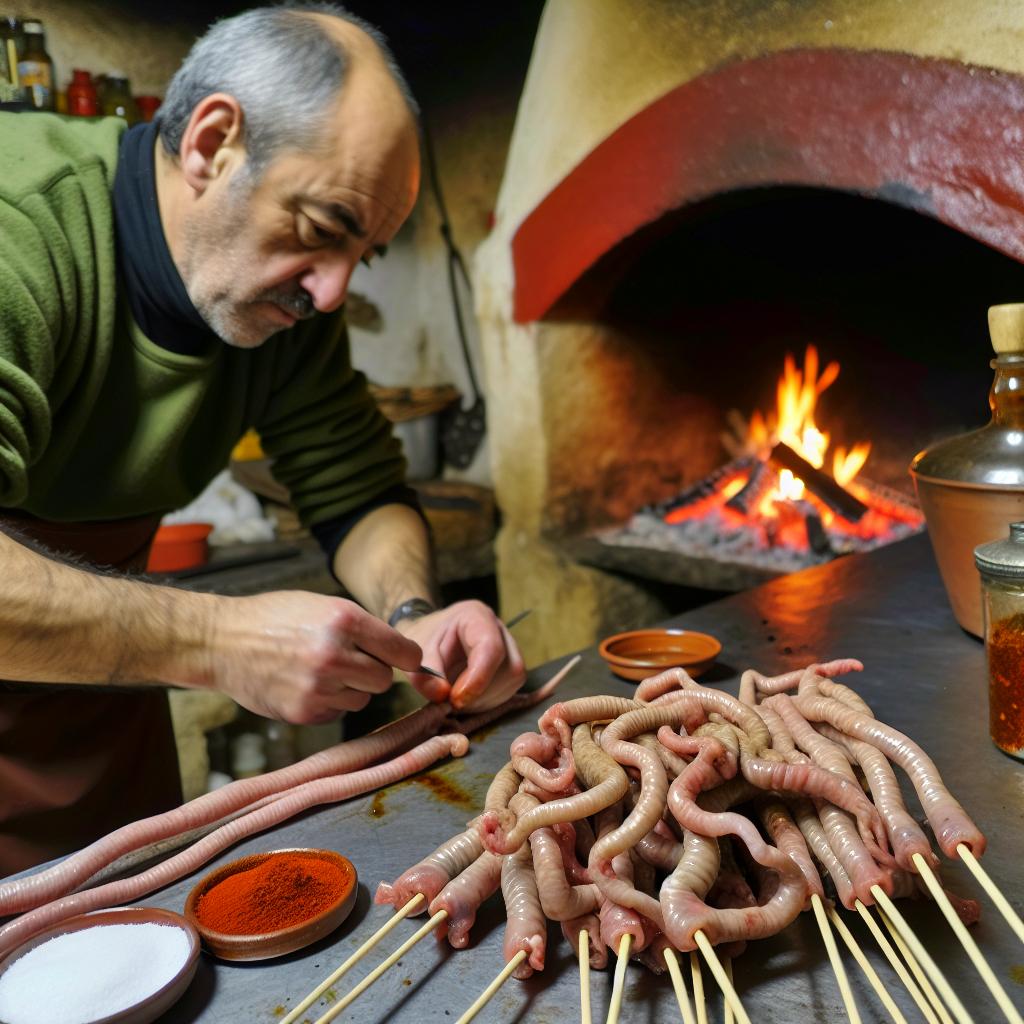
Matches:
[655,457,756,518]
[792,500,834,557]
[769,443,868,523]
[725,460,774,517]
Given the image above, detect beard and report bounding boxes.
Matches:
[179,181,317,348]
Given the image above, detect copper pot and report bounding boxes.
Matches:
[909,476,1024,636]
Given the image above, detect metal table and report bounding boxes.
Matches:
[107,534,1024,1020]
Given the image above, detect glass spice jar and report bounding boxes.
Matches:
[974,522,1024,760]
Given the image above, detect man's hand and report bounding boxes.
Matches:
[206,590,425,722]
[397,600,527,711]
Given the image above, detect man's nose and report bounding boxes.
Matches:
[300,254,356,314]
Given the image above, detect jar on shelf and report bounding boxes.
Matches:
[975,522,1024,760]
[135,94,161,122]
[67,68,98,116]
[101,73,138,124]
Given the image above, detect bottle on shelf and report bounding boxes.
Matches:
[67,68,98,116]
[16,17,54,111]
[1,16,24,87]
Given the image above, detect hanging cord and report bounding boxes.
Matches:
[422,117,483,405]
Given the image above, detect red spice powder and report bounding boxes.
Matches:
[988,612,1024,754]
[196,853,350,935]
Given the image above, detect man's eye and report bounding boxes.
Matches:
[298,215,337,247]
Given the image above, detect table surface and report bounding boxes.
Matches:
[40,534,1024,1022]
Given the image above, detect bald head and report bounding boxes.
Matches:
[157,3,418,177]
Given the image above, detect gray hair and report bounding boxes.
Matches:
[157,2,418,175]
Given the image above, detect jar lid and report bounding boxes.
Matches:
[975,521,1024,579]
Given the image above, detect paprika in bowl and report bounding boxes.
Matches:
[184,848,357,961]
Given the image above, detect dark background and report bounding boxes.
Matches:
[126,0,548,105]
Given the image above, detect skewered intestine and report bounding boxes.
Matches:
[429,849,504,948]
[375,826,484,913]
[501,793,548,978]
[381,656,986,973]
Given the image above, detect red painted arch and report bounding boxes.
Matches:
[511,48,1024,323]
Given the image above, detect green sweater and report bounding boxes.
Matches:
[0,112,406,526]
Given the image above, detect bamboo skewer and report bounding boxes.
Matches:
[811,893,862,1024]
[694,931,753,1024]
[957,843,1024,946]
[723,957,735,1024]
[455,950,528,1024]
[854,900,943,1024]
[280,893,425,1024]
[691,951,708,1024]
[312,909,448,1024]
[827,904,907,1024]
[606,934,632,1024]
[871,885,974,1024]
[664,949,698,1024]
[580,929,592,1024]
[912,853,1024,1024]
[876,904,954,1024]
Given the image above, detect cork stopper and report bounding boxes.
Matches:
[987,303,1024,354]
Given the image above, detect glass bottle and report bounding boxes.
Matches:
[974,522,1024,760]
[67,68,98,116]
[101,73,138,125]
[1,16,24,89]
[0,23,10,85]
[910,303,1024,636]
[16,18,54,111]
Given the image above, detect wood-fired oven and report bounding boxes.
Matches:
[474,0,1024,663]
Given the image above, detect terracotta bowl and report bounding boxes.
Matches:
[184,848,358,961]
[0,906,200,1024]
[146,522,213,574]
[599,628,722,682]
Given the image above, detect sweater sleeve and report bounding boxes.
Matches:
[0,198,62,507]
[254,312,409,530]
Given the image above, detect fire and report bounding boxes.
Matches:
[658,344,922,558]
[751,345,871,512]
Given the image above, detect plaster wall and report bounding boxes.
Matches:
[347,92,519,485]
[15,0,194,97]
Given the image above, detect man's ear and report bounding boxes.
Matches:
[178,93,246,194]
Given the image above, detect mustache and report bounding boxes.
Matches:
[258,286,317,321]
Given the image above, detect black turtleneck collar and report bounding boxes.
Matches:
[112,121,217,356]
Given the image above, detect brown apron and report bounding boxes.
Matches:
[0,512,183,874]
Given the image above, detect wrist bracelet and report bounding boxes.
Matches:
[387,597,437,629]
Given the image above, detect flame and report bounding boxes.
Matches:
[749,345,869,513]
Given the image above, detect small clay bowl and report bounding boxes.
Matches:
[146,522,213,574]
[184,848,357,961]
[0,906,200,1024]
[598,628,722,682]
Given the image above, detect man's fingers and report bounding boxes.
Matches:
[343,608,424,673]
[408,672,451,703]
[321,688,372,714]
[449,639,506,709]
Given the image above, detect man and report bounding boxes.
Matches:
[0,3,525,872]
